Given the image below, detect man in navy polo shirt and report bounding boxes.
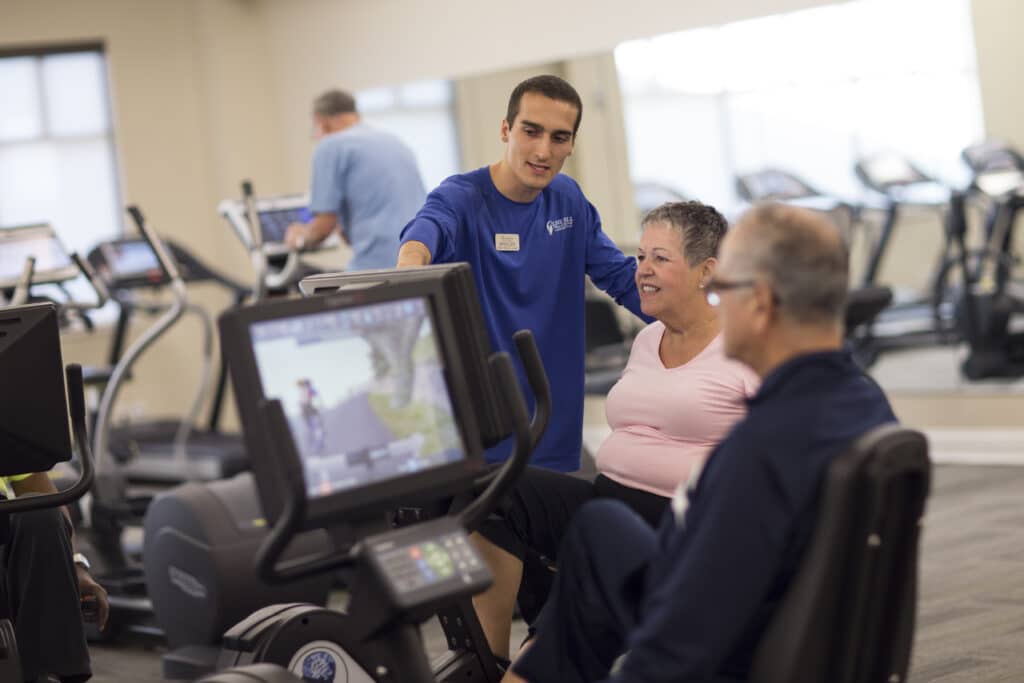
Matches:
[397,74,648,473]
[504,204,898,683]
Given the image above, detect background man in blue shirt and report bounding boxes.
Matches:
[504,204,898,683]
[397,75,649,474]
[285,89,426,270]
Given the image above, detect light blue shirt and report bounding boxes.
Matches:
[310,123,426,271]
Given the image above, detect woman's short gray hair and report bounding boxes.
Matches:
[641,201,728,267]
[736,203,849,325]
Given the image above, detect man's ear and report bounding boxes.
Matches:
[500,119,510,143]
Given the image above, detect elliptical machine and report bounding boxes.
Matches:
[200,264,551,682]
[947,188,1024,379]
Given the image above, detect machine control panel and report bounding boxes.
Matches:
[218,194,340,256]
[365,517,492,610]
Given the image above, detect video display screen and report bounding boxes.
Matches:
[100,240,161,280]
[257,207,311,244]
[0,229,73,283]
[250,297,466,499]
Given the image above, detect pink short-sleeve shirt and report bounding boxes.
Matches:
[595,322,759,498]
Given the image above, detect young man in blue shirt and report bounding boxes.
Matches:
[504,204,898,683]
[285,89,426,271]
[397,75,649,473]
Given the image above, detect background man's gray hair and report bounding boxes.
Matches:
[736,203,849,325]
[313,89,357,117]
[641,200,728,266]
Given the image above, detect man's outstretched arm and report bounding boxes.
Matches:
[397,240,432,267]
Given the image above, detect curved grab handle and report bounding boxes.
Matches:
[0,365,94,513]
[68,252,110,310]
[262,251,303,292]
[471,330,550,493]
[254,399,355,584]
[458,350,536,533]
[513,329,550,450]
[125,205,186,288]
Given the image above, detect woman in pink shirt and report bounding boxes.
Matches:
[474,201,758,662]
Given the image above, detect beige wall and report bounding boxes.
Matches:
[4,0,1022,429]
[2,0,284,425]
[261,0,842,189]
[971,0,1024,150]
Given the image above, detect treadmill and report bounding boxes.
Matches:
[960,141,1024,298]
[735,167,858,239]
[849,154,957,363]
[0,223,113,385]
[90,207,250,483]
[218,184,336,296]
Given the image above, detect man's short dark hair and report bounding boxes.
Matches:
[313,89,357,117]
[641,201,728,267]
[506,75,583,136]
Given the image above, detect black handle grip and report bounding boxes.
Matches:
[459,350,536,532]
[513,329,550,450]
[472,329,550,493]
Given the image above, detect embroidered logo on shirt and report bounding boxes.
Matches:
[546,216,574,235]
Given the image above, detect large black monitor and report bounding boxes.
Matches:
[0,303,73,475]
[298,264,509,447]
[0,224,79,289]
[220,278,487,527]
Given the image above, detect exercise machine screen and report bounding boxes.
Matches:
[249,297,467,499]
[98,240,161,282]
[256,207,311,244]
[0,224,77,288]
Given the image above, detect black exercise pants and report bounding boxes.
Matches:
[512,499,657,683]
[0,508,91,682]
[477,467,669,623]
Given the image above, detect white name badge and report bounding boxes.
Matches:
[495,233,520,252]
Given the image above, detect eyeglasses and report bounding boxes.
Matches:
[704,278,758,307]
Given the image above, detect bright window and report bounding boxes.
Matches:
[356,79,460,192]
[0,47,121,255]
[616,0,984,212]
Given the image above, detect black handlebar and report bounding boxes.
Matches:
[457,349,536,532]
[0,365,94,514]
[69,252,110,309]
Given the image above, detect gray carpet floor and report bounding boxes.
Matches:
[86,463,1024,682]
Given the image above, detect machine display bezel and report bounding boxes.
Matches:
[220,280,487,528]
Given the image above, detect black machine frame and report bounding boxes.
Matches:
[219,278,488,530]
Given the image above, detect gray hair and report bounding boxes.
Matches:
[641,201,728,267]
[313,89,357,117]
[735,203,849,325]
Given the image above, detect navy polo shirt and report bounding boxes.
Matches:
[608,349,898,683]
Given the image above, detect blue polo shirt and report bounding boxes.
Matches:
[609,349,897,682]
[310,123,426,271]
[400,167,647,471]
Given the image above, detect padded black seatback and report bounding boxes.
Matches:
[749,424,931,683]
[845,286,894,330]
